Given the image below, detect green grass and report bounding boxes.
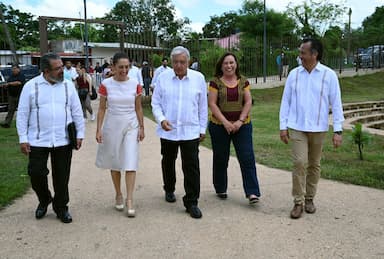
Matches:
[145,72,384,189]
[2,72,384,209]
[0,121,30,209]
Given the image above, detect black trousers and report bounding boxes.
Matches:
[160,138,200,208]
[28,145,73,214]
[4,95,19,126]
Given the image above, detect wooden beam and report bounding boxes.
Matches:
[39,16,124,26]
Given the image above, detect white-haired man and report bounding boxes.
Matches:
[152,46,208,219]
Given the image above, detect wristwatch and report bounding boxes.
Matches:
[334,131,342,135]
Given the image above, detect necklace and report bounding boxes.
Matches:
[221,76,237,86]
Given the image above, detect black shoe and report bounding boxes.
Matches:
[35,199,52,219]
[35,204,49,219]
[165,192,176,203]
[186,205,202,219]
[0,123,10,128]
[56,211,72,223]
[216,193,227,199]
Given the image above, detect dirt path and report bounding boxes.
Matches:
[1,108,384,258]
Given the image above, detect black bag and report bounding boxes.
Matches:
[90,86,98,100]
[67,122,78,150]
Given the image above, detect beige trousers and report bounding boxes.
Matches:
[290,129,327,204]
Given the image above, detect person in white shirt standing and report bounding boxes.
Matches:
[63,61,78,82]
[151,46,208,219]
[16,53,85,223]
[279,38,344,219]
[128,58,143,87]
[150,57,171,92]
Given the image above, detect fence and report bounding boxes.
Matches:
[121,34,384,84]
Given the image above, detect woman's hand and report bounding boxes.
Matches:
[138,127,145,141]
[223,120,235,134]
[232,120,243,133]
[96,130,103,143]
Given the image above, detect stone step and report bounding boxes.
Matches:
[343,107,384,119]
[343,101,384,111]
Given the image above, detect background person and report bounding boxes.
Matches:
[151,46,208,219]
[141,61,152,96]
[1,64,25,128]
[76,66,95,121]
[151,57,171,92]
[279,38,344,219]
[208,52,261,204]
[63,61,78,82]
[16,53,85,223]
[95,52,145,218]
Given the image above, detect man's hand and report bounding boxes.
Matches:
[20,143,31,155]
[76,139,83,150]
[161,120,172,131]
[332,133,342,148]
[199,134,205,142]
[280,130,289,144]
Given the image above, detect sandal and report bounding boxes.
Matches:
[249,195,259,204]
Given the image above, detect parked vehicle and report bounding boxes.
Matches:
[359,45,384,68]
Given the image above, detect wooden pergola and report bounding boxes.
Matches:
[38,16,125,55]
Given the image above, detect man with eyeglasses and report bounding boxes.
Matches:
[152,46,208,219]
[16,53,85,223]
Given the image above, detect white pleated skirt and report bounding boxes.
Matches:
[95,113,139,171]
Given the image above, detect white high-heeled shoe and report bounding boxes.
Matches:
[115,194,124,211]
[126,199,135,218]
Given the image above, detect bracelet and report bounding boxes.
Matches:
[239,119,245,123]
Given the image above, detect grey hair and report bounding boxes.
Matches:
[170,46,190,61]
[40,53,61,72]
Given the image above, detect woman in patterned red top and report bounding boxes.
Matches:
[208,52,261,204]
[95,52,145,217]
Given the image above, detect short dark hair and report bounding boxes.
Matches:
[112,52,129,65]
[40,53,61,72]
[214,52,241,79]
[12,64,20,69]
[303,38,323,61]
[162,57,168,62]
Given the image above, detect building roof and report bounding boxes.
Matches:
[88,42,164,50]
[0,50,31,55]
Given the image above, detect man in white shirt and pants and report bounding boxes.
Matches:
[17,53,85,223]
[279,38,344,219]
[152,46,208,219]
[151,57,171,92]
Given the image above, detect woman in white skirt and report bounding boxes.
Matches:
[95,52,145,217]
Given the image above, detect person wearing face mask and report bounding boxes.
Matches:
[16,53,85,223]
[208,52,261,205]
[95,52,145,218]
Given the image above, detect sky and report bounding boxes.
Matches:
[3,0,384,33]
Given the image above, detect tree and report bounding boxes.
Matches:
[286,0,347,37]
[361,6,384,45]
[0,3,39,50]
[238,0,295,39]
[100,0,190,44]
[202,11,240,38]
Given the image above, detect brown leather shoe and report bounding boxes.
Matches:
[305,199,316,214]
[290,204,303,219]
